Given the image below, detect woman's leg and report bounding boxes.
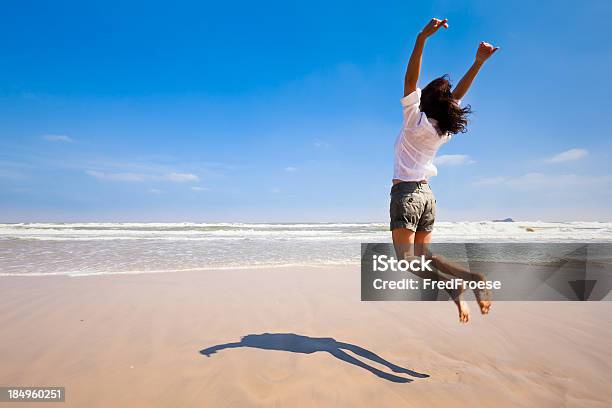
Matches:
[432,252,491,314]
[414,230,432,254]
[391,228,415,259]
[415,231,491,316]
[415,231,470,323]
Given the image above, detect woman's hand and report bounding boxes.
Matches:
[453,41,499,99]
[404,18,447,96]
[475,41,499,63]
[420,18,448,38]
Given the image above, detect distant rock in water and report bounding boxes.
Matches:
[525,227,535,232]
[492,218,514,222]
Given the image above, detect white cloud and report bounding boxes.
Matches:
[545,148,588,163]
[472,176,509,187]
[507,172,577,188]
[434,154,475,166]
[148,188,164,194]
[473,172,567,189]
[42,134,73,143]
[86,170,149,182]
[284,166,298,172]
[86,170,199,183]
[165,172,199,182]
[191,186,210,192]
[473,172,612,190]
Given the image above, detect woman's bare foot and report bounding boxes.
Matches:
[477,298,491,314]
[454,300,469,323]
[474,285,492,315]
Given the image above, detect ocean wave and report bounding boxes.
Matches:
[2,222,611,277]
[1,221,611,241]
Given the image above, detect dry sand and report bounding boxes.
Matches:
[1,266,611,407]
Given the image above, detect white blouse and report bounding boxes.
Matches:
[393,88,454,182]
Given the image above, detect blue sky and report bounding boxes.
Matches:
[1,0,611,222]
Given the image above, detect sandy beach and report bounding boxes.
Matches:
[3,0,612,406]
[1,265,610,407]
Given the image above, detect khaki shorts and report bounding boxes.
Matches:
[389,182,436,232]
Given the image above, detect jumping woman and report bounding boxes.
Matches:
[390,18,498,323]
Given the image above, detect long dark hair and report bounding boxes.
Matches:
[420,75,472,135]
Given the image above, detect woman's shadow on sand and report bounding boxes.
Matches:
[199,333,429,383]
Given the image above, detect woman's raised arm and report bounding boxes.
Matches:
[404,18,448,97]
[452,41,499,100]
